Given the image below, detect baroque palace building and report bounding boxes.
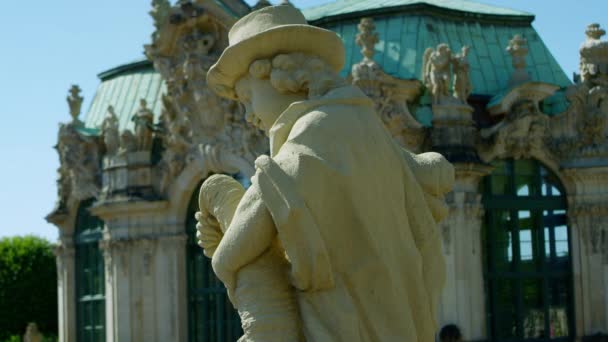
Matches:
[46,0,608,341]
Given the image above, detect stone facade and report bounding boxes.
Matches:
[46,1,608,341]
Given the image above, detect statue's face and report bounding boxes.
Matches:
[235,75,306,132]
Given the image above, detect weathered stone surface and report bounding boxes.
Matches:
[201,5,454,341]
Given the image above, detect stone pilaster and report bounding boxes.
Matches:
[54,238,77,342]
[564,167,608,338]
[91,200,188,342]
[438,162,492,341]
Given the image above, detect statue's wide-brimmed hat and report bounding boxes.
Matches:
[207,5,345,100]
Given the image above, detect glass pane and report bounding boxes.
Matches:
[515,160,537,197]
[540,165,562,197]
[549,279,571,338]
[493,280,517,339]
[555,225,569,258]
[522,279,545,339]
[518,210,540,271]
[490,160,510,195]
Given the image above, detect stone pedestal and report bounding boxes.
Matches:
[102,151,156,199]
[431,103,478,162]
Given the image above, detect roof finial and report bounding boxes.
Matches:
[579,23,608,85]
[507,34,529,86]
[585,23,606,41]
[356,18,379,61]
[67,85,83,123]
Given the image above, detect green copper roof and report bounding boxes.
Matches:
[303,0,534,22]
[312,11,571,95]
[82,1,571,129]
[84,59,165,130]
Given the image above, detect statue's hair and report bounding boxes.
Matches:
[248,52,346,100]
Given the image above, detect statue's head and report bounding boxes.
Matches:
[207,5,346,131]
[437,43,451,57]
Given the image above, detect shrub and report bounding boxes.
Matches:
[0,236,57,340]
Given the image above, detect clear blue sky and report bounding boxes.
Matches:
[0,0,605,242]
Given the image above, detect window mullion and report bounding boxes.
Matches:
[511,208,524,339]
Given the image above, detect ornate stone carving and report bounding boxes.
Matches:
[118,130,136,155]
[145,0,267,195]
[580,23,608,86]
[101,106,120,156]
[422,43,477,160]
[423,44,452,104]
[355,18,378,62]
[423,43,473,105]
[479,82,558,161]
[48,86,102,220]
[507,34,530,86]
[452,46,472,103]
[547,24,608,160]
[132,99,155,151]
[351,18,424,151]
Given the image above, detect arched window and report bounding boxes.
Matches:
[186,181,242,342]
[482,159,574,341]
[74,198,105,342]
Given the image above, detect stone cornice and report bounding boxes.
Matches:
[90,199,169,218]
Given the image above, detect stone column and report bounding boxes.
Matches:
[54,238,77,342]
[564,167,608,338]
[438,163,492,341]
[91,200,188,342]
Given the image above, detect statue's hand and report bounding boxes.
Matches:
[195,209,223,258]
[196,174,246,258]
[199,174,246,231]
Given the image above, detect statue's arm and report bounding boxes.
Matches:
[211,181,277,293]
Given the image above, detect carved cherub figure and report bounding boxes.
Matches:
[452,46,472,103]
[199,5,453,342]
[423,43,452,104]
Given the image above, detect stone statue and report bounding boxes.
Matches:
[199,5,453,341]
[132,99,155,151]
[118,130,137,155]
[101,106,120,156]
[507,34,530,86]
[452,46,472,103]
[23,322,42,342]
[423,43,452,104]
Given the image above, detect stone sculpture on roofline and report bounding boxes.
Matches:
[195,4,454,341]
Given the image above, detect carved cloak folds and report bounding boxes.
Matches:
[230,86,453,341]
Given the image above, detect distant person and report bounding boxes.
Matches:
[439,324,463,342]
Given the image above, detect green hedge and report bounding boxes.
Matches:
[0,236,58,340]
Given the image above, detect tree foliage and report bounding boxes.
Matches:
[0,236,57,340]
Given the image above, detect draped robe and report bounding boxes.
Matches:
[217,85,454,342]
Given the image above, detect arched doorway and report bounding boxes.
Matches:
[482,159,574,341]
